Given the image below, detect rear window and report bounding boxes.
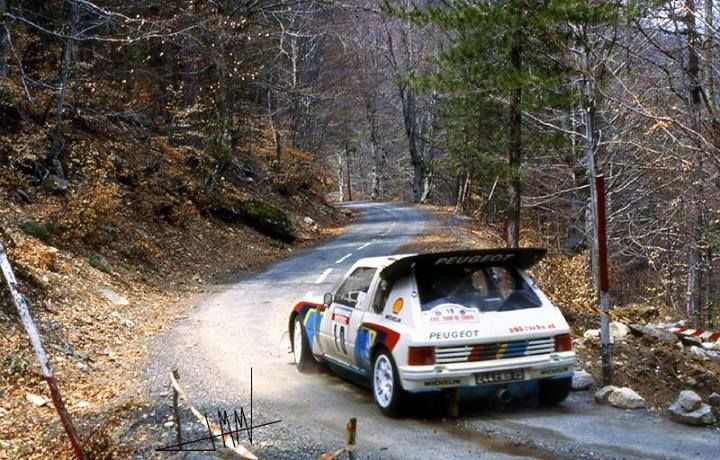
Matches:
[415,265,541,312]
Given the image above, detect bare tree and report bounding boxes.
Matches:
[0,0,7,77]
[48,0,80,180]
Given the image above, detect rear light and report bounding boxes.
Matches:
[408,346,435,365]
[554,333,572,352]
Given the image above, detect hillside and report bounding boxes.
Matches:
[0,74,348,458]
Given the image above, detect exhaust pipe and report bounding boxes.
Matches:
[496,387,512,404]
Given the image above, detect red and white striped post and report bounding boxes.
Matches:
[595,175,612,385]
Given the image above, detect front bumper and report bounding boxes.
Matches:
[398,351,575,392]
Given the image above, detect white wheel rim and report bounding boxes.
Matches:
[374,355,394,408]
[293,322,304,364]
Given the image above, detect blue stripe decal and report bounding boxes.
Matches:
[354,327,373,373]
[297,304,324,345]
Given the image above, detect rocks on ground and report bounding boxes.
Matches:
[667,390,717,426]
[109,310,135,328]
[100,288,129,306]
[89,253,114,273]
[210,198,297,243]
[676,390,702,411]
[583,321,630,343]
[571,370,595,391]
[688,346,720,362]
[25,393,49,407]
[595,386,646,409]
[42,174,69,194]
[708,392,720,407]
[629,324,678,343]
[594,385,618,404]
[303,216,319,232]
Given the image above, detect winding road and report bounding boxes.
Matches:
[146,202,718,459]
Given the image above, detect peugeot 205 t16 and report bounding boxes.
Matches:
[288,249,575,415]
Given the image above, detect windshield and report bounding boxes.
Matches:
[415,265,541,313]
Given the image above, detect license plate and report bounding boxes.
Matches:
[475,369,525,384]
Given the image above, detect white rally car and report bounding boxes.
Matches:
[289,249,575,415]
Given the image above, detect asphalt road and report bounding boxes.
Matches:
[146,202,719,459]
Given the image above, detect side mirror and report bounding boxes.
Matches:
[323,292,334,306]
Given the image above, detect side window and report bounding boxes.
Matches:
[372,278,394,314]
[335,267,377,308]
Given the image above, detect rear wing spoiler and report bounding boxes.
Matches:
[379,248,546,282]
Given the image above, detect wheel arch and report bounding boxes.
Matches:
[288,311,299,350]
[370,343,390,364]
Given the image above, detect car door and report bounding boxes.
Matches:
[319,267,377,366]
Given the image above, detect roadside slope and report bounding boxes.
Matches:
[0,88,347,457]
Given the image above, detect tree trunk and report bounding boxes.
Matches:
[345,140,353,202]
[267,88,282,163]
[370,142,380,200]
[507,29,522,248]
[704,0,715,110]
[686,0,702,108]
[0,0,8,77]
[685,0,706,326]
[49,0,80,179]
[400,87,426,203]
[366,102,381,200]
[419,170,432,203]
[337,151,345,201]
[454,171,470,214]
[247,85,261,158]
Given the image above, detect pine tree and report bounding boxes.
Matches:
[409,0,619,246]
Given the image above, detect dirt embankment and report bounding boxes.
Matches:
[397,207,720,419]
[0,79,350,458]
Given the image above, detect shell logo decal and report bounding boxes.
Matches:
[392,298,404,315]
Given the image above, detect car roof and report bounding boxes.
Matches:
[352,254,416,269]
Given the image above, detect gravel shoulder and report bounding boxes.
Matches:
[138,203,719,460]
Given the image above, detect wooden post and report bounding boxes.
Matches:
[345,418,357,460]
[171,368,182,448]
[595,175,612,385]
[0,243,87,459]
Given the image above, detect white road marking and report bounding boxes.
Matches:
[314,268,333,284]
[358,241,373,250]
[304,291,314,298]
[335,253,353,264]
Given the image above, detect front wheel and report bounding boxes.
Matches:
[538,377,571,405]
[292,318,316,372]
[372,351,404,416]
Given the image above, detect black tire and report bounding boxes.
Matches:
[538,377,571,405]
[292,317,316,373]
[372,350,405,416]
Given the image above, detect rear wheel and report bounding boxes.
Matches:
[373,351,404,416]
[538,377,571,405]
[293,318,315,372]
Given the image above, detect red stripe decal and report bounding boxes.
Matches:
[709,332,720,342]
[293,301,321,314]
[692,329,704,336]
[363,323,401,351]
